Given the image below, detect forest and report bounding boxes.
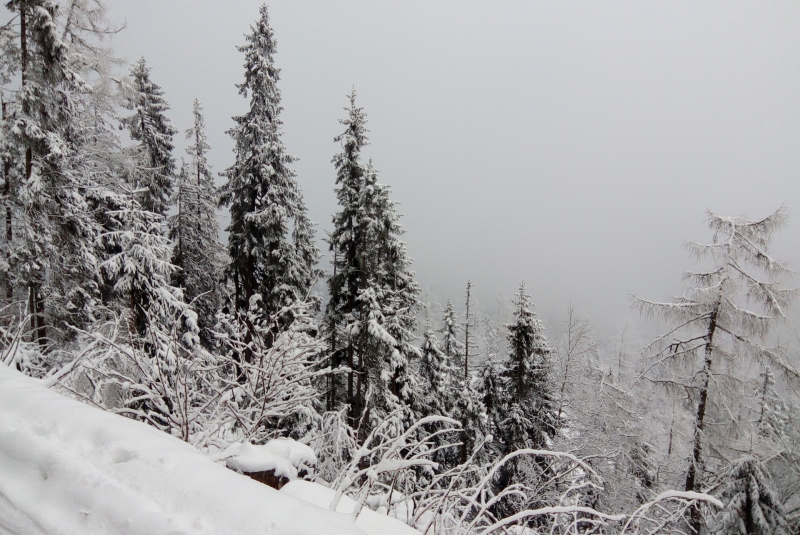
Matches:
[0,2,798,534]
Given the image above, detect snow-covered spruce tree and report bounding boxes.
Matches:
[481,352,507,446]
[219,4,319,316]
[489,283,558,521]
[451,280,486,466]
[77,173,201,440]
[168,99,224,346]
[439,298,464,376]
[1,67,20,305]
[49,0,131,334]
[324,92,422,432]
[755,366,789,441]
[122,56,177,218]
[359,163,422,420]
[634,208,797,533]
[324,89,369,414]
[100,182,194,338]
[415,299,465,469]
[417,319,450,418]
[415,317,464,472]
[503,282,557,450]
[4,0,71,346]
[2,0,114,346]
[713,455,791,535]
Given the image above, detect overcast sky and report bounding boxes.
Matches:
[102,1,800,335]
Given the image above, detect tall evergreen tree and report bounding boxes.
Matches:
[324,90,368,414]
[5,0,71,346]
[2,0,115,344]
[325,91,422,431]
[219,4,319,315]
[122,57,177,218]
[168,99,223,344]
[503,282,557,450]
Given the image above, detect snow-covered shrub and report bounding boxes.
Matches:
[210,294,327,446]
[310,409,358,485]
[64,305,207,444]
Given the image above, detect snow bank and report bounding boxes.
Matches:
[226,442,297,479]
[0,365,362,535]
[225,438,316,480]
[281,480,421,535]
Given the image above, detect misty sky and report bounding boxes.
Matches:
[102,1,800,335]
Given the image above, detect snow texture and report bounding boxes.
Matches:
[0,365,364,535]
[281,480,420,535]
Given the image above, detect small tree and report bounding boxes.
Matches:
[169,99,223,345]
[755,366,789,440]
[100,183,188,337]
[713,456,791,535]
[439,299,464,374]
[418,321,450,418]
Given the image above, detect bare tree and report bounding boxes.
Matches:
[555,305,597,429]
[634,207,797,532]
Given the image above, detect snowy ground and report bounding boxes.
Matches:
[0,365,400,535]
[281,480,421,535]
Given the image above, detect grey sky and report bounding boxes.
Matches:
[103,1,800,334]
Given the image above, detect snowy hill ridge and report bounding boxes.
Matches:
[0,364,371,535]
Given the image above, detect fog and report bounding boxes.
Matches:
[104,1,800,335]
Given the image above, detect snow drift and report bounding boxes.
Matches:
[0,365,370,535]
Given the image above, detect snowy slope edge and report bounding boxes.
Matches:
[0,365,364,535]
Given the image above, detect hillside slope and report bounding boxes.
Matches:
[0,365,364,535]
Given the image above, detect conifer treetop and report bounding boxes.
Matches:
[123,56,177,216]
[220,3,318,314]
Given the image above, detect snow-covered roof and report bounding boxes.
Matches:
[0,365,364,535]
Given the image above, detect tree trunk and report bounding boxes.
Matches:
[464,280,471,382]
[347,342,354,427]
[34,286,46,348]
[28,286,35,339]
[2,102,11,300]
[461,280,473,464]
[355,343,363,422]
[327,254,338,412]
[684,307,717,533]
[21,6,46,346]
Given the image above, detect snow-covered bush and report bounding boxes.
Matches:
[210,294,328,445]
